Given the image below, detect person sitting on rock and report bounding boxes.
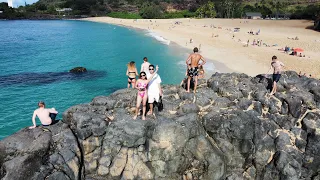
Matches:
[133,66,159,120]
[198,65,205,79]
[180,64,194,90]
[29,101,58,129]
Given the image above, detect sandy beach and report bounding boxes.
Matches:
[83,17,320,78]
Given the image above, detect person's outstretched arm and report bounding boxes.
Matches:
[29,111,37,129]
[265,66,273,77]
[146,66,159,84]
[48,108,58,114]
[201,56,206,66]
[186,55,191,65]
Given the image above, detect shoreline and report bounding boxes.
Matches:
[141,29,234,76]
[83,18,234,77]
[80,17,246,76]
[81,17,320,78]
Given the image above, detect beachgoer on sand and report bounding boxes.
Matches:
[146,64,162,116]
[140,57,151,74]
[265,56,285,96]
[126,61,138,88]
[29,101,58,129]
[133,66,159,120]
[185,47,206,93]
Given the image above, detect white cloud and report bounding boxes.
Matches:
[0,0,39,7]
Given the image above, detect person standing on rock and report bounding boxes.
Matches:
[29,101,58,129]
[265,55,285,95]
[140,57,151,75]
[146,64,162,116]
[133,66,159,120]
[186,47,206,93]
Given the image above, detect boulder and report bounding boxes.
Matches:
[69,67,87,73]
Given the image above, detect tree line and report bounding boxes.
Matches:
[0,0,319,21]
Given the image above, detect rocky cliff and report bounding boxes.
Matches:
[1,71,320,180]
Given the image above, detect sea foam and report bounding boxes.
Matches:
[146,31,170,45]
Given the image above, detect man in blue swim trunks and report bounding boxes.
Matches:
[186,47,206,93]
[265,55,285,95]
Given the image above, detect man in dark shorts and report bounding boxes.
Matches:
[188,66,198,78]
[265,55,285,95]
[29,101,59,129]
[185,47,206,93]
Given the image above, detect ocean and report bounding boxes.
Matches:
[0,20,216,139]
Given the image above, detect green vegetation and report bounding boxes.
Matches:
[0,0,319,24]
[0,2,24,19]
[196,1,216,18]
[107,12,141,19]
[139,2,163,19]
[162,10,196,19]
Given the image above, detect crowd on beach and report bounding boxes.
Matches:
[189,20,311,60]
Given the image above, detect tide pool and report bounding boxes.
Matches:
[0,20,199,139]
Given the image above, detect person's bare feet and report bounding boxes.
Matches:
[133,115,137,120]
[142,116,146,120]
[186,90,190,93]
[147,111,152,115]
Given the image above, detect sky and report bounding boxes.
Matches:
[0,0,38,7]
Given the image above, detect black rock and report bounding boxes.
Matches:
[69,67,87,73]
[1,71,320,180]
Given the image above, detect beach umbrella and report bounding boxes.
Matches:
[293,48,304,52]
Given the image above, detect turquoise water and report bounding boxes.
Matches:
[0,20,191,139]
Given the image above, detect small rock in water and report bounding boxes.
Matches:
[69,67,87,73]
